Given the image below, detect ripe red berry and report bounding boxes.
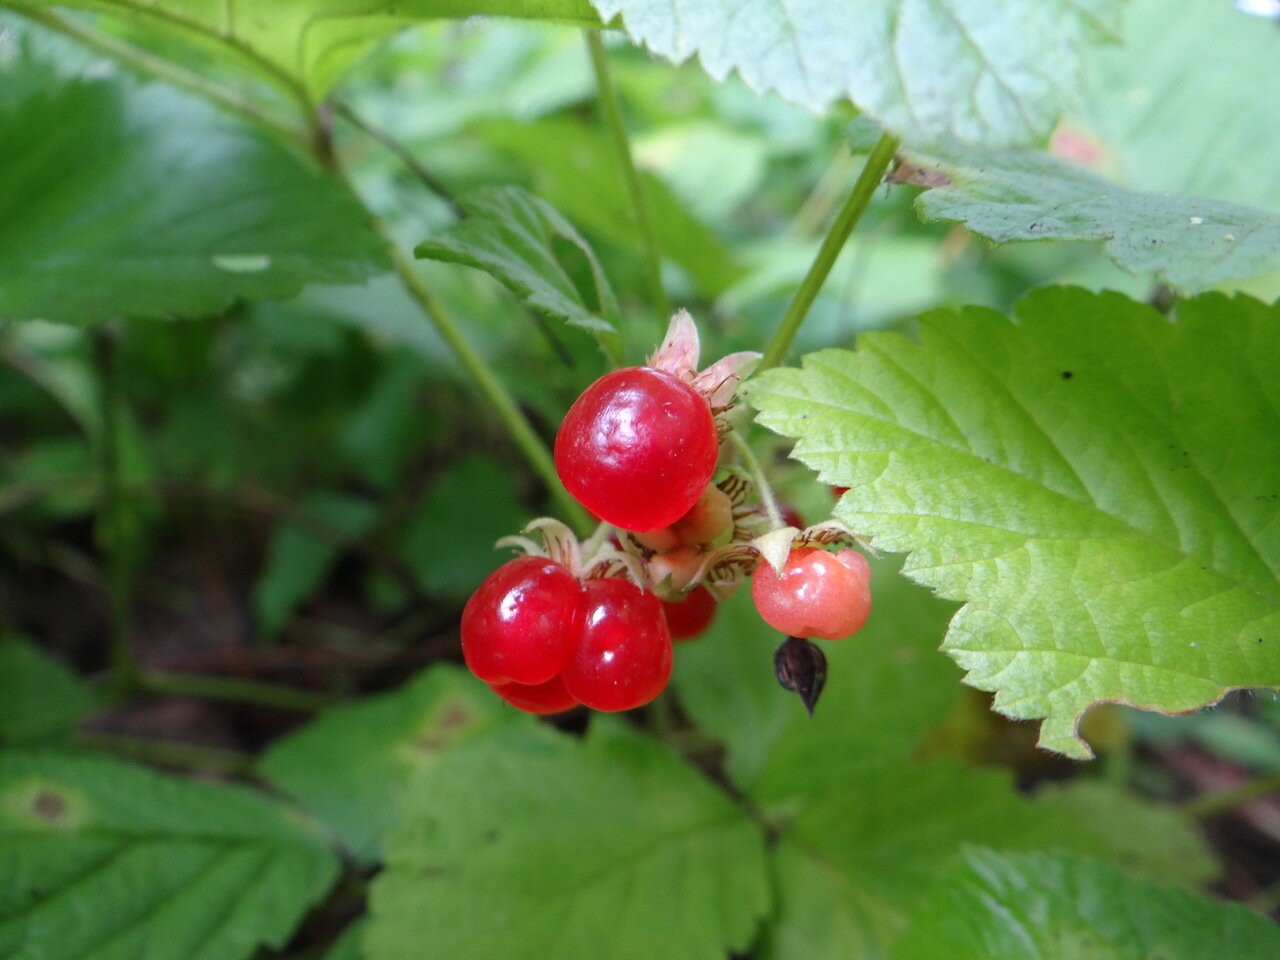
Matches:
[554,367,719,532]
[561,577,673,711]
[750,547,871,640]
[661,585,717,640]
[460,556,582,685]
[488,675,579,714]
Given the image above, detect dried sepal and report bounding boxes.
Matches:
[796,519,877,556]
[496,517,584,574]
[582,546,647,588]
[647,308,700,377]
[694,350,761,412]
[752,525,804,576]
[717,469,754,508]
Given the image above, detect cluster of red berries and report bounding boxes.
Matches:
[461,311,873,715]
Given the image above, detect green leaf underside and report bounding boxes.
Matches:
[0,639,94,745]
[749,287,1280,758]
[906,143,1280,293]
[764,758,1213,960]
[672,557,963,799]
[590,0,1122,146]
[0,751,338,960]
[257,664,519,861]
[415,185,622,353]
[13,1,604,101]
[0,76,386,325]
[365,722,769,960]
[894,847,1280,960]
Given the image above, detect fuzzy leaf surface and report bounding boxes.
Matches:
[415,185,622,358]
[365,723,769,960]
[590,0,1122,146]
[894,847,1280,960]
[749,288,1280,757]
[0,76,386,324]
[258,664,519,860]
[0,751,338,960]
[906,142,1280,293]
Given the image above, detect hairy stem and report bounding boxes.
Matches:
[331,99,462,214]
[728,431,783,530]
[585,29,670,318]
[760,132,899,371]
[6,4,312,150]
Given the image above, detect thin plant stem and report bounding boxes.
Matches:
[76,731,258,778]
[386,242,594,537]
[728,431,783,529]
[6,4,313,151]
[585,29,670,317]
[93,328,139,695]
[1183,770,1280,819]
[138,670,334,713]
[759,132,900,371]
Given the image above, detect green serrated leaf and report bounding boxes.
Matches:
[0,750,339,960]
[0,74,387,325]
[894,847,1280,960]
[749,287,1280,758]
[12,2,604,102]
[672,556,962,798]
[415,185,623,360]
[258,664,520,861]
[365,722,770,960]
[764,758,1214,960]
[252,493,379,639]
[906,142,1280,294]
[590,0,1122,146]
[0,638,94,745]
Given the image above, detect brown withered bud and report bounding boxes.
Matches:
[774,636,828,716]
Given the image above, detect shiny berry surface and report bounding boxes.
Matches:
[661,585,717,640]
[460,556,582,685]
[750,547,872,640]
[554,367,718,532]
[488,675,580,714]
[561,578,673,711]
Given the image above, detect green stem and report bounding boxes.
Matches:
[138,670,334,713]
[5,4,312,151]
[1183,770,1280,819]
[93,328,139,696]
[729,431,783,529]
[585,29,670,318]
[386,243,594,536]
[76,731,257,778]
[759,132,899,371]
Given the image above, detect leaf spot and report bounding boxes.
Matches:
[31,789,67,823]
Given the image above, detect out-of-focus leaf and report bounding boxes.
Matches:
[0,638,94,744]
[365,722,769,960]
[0,751,338,960]
[894,848,1280,960]
[0,74,387,324]
[259,665,518,860]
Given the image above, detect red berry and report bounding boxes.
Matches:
[661,585,717,640]
[460,556,582,685]
[750,547,871,640]
[489,675,579,714]
[561,578,673,711]
[554,367,718,532]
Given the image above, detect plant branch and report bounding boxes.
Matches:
[386,243,594,537]
[759,132,899,371]
[1183,770,1280,819]
[76,731,258,778]
[93,327,139,696]
[5,4,313,151]
[728,431,783,529]
[585,29,670,317]
[331,98,463,215]
[137,670,335,713]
